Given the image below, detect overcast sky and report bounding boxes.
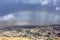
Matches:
[0,0,60,25]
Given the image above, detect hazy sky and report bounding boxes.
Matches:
[0,0,60,25]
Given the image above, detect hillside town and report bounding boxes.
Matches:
[0,25,60,40]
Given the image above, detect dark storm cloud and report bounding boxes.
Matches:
[0,0,60,16]
[0,0,39,16]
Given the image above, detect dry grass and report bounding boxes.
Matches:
[55,37,60,40]
[0,37,60,40]
[0,37,32,40]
